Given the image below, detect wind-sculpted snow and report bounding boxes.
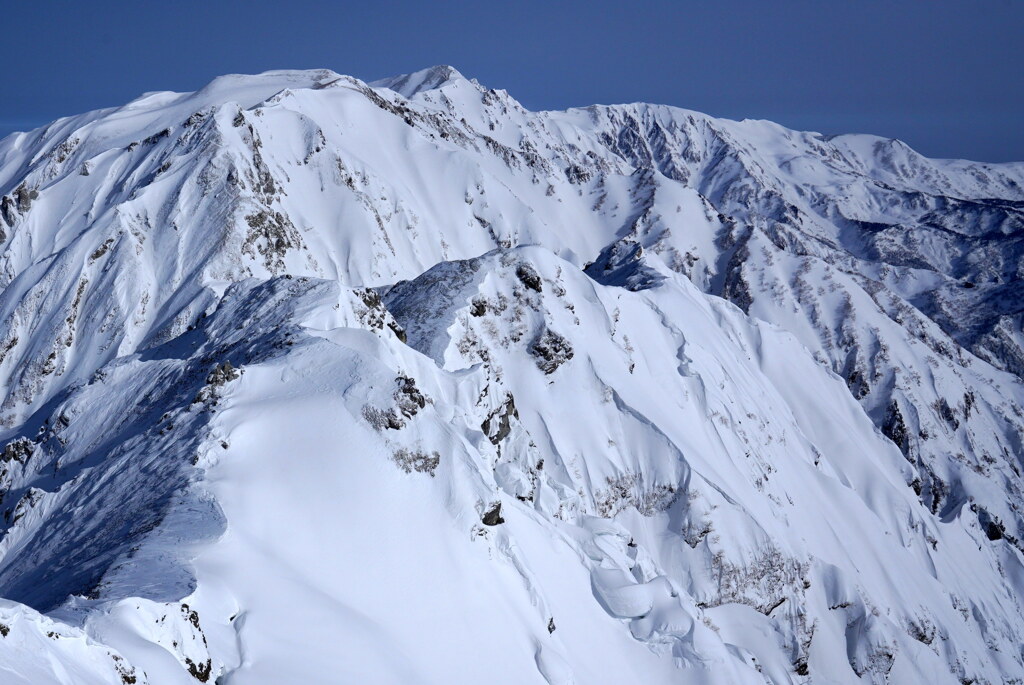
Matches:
[0,66,1022,683]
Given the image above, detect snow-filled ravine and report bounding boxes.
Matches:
[0,66,1023,684]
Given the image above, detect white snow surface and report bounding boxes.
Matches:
[0,66,1022,684]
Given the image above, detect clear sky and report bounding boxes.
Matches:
[3,1,1022,162]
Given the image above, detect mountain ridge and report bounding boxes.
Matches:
[0,66,1022,684]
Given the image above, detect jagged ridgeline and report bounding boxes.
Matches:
[0,65,1022,684]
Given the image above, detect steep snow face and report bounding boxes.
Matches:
[0,67,1022,684]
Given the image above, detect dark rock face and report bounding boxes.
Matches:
[530,329,574,374]
[470,298,487,317]
[192,362,241,406]
[1,438,33,465]
[882,401,910,458]
[14,185,38,214]
[391,448,440,477]
[482,502,504,526]
[0,197,14,229]
[515,263,543,293]
[184,656,212,682]
[481,394,518,445]
[1,185,38,229]
[206,362,239,387]
[362,375,432,432]
[395,375,428,418]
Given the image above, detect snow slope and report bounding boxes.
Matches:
[0,66,1022,683]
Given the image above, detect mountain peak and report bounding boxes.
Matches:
[371,64,472,98]
[192,68,347,103]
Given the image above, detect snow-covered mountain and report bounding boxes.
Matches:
[0,65,1023,684]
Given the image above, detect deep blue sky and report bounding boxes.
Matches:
[3,1,1022,161]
